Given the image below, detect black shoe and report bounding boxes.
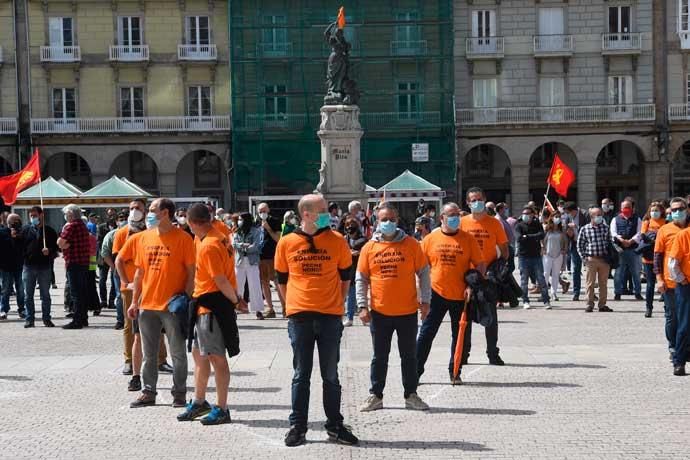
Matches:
[62,321,82,330]
[614,294,621,301]
[644,309,652,318]
[489,355,505,366]
[18,311,26,319]
[673,365,686,376]
[128,375,142,392]
[43,319,55,327]
[177,400,212,421]
[122,362,133,375]
[130,392,156,408]
[284,426,307,447]
[585,306,594,313]
[24,320,34,328]
[635,294,644,301]
[158,362,174,373]
[256,311,265,320]
[326,424,359,446]
[114,321,124,330]
[93,309,101,317]
[572,295,579,301]
[172,396,187,408]
[65,312,74,318]
[598,306,613,312]
[450,372,463,385]
[100,303,108,310]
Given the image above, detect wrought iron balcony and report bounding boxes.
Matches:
[109,45,150,62]
[466,37,504,59]
[457,104,655,126]
[31,116,230,134]
[390,40,428,56]
[533,35,574,57]
[177,44,218,61]
[40,46,81,62]
[601,33,642,54]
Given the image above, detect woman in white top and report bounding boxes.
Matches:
[542,213,569,302]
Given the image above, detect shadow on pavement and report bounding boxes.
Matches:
[358,440,492,451]
[383,407,535,416]
[462,381,581,388]
[507,363,607,369]
[0,375,32,381]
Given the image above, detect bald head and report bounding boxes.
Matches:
[442,202,461,216]
[298,194,326,216]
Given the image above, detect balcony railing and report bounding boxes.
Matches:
[0,118,17,134]
[31,116,230,134]
[257,42,293,57]
[177,44,217,61]
[601,33,642,53]
[360,111,442,128]
[466,37,504,59]
[680,32,690,50]
[242,111,443,130]
[457,104,655,126]
[668,103,690,121]
[109,45,150,62]
[390,40,428,56]
[533,35,574,56]
[40,45,81,62]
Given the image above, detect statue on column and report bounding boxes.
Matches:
[324,7,360,106]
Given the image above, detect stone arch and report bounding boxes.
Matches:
[44,152,93,190]
[529,142,578,204]
[109,151,160,195]
[672,140,690,197]
[175,150,225,200]
[596,140,644,206]
[460,144,511,204]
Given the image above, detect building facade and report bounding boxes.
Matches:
[1,0,230,204]
[0,0,19,170]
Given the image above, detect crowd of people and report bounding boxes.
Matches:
[1,186,690,446]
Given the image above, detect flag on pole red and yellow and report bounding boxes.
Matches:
[0,149,41,205]
[337,6,346,29]
[547,154,575,198]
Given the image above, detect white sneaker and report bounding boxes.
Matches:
[544,302,552,310]
[405,393,430,411]
[0,312,6,320]
[522,301,532,310]
[359,394,383,412]
[343,319,353,327]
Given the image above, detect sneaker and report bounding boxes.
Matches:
[552,295,559,302]
[172,396,187,408]
[263,309,276,319]
[0,312,7,320]
[644,309,652,318]
[24,320,35,328]
[177,400,212,421]
[544,302,552,310]
[122,362,133,375]
[158,362,174,373]
[326,424,359,446]
[256,311,264,320]
[200,405,231,425]
[585,306,594,313]
[284,426,307,447]
[43,319,55,327]
[405,393,430,411]
[130,392,156,408]
[598,305,613,312]
[343,318,353,327]
[128,375,141,392]
[522,301,531,310]
[359,394,383,412]
[634,294,644,301]
[450,372,463,385]
[673,365,686,376]
[489,355,505,366]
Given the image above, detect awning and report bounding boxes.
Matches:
[372,169,446,199]
[14,177,83,208]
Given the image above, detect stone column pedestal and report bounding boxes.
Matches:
[315,105,367,206]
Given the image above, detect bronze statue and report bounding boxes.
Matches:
[324,10,359,106]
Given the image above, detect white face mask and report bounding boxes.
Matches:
[259,212,268,220]
[129,209,144,222]
[289,218,298,225]
[238,220,244,228]
[176,216,187,226]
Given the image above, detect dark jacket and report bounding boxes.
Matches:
[0,226,25,272]
[21,224,59,268]
[344,231,367,282]
[515,219,545,257]
[486,257,522,307]
[464,269,497,327]
[187,291,240,358]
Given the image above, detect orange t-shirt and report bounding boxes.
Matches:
[115,229,145,285]
[194,228,237,315]
[641,218,666,264]
[460,214,508,265]
[212,219,231,239]
[357,235,428,316]
[274,229,352,316]
[654,223,684,289]
[130,227,195,311]
[421,229,484,301]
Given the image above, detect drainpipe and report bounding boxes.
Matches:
[653,0,670,196]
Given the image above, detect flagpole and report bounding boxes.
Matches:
[35,149,47,250]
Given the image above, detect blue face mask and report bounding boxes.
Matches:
[146,212,159,229]
[378,220,397,236]
[650,211,661,220]
[446,215,460,231]
[315,212,331,230]
[593,216,604,225]
[30,217,40,226]
[521,214,532,223]
[469,200,485,213]
[672,210,687,223]
[666,214,673,222]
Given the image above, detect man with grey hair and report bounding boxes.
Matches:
[0,213,26,321]
[577,207,613,313]
[58,204,92,328]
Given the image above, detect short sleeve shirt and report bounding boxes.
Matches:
[668,227,690,284]
[460,214,508,265]
[654,223,684,289]
[194,228,237,314]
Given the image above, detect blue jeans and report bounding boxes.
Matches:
[664,288,677,354]
[369,310,418,399]
[643,263,656,310]
[518,256,550,304]
[615,249,641,296]
[23,266,52,322]
[416,290,462,377]
[1,268,25,314]
[507,245,516,274]
[287,315,344,431]
[345,282,356,320]
[569,247,582,296]
[112,269,123,323]
[66,264,89,326]
[673,284,690,366]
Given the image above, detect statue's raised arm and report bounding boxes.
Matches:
[323,7,359,106]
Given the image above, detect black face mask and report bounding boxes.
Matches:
[10,222,21,230]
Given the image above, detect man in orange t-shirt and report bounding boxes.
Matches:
[176,204,240,425]
[274,194,358,447]
[460,187,509,366]
[356,202,431,413]
[654,197,688,364]
[417,202,485,384]
[125,198,195,408]
[666,198,690,376]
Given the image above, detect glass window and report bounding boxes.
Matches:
[188,86,212,116]
[186,16,210,45]
[681,0,689,32]
[395,12,420,42]
[472,79,497,108]
[397,82,420,119]
[49,17,73,47]
[265,85,287,119]
[539,78,565,106]
[120,87,144,118]
[118,17,142,46]
[608,6,631,33]
[52,88,76,119]
[608,76,633,105]
[472,10,496,38]
[261,15,288,49]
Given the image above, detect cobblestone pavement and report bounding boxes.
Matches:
[0,261,687,459]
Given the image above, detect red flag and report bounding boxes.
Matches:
[547,154,575,198]
[0,149,41,205]
[337,6,346,29]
